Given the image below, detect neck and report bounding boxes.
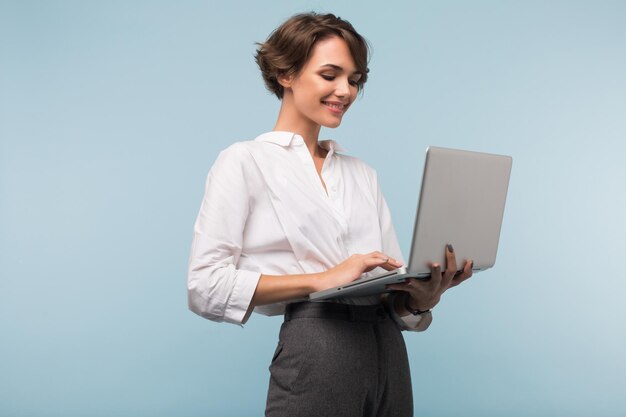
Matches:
[273,93,323,158]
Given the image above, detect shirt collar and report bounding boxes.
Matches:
[319,139,345,153]
[254,131,299,146]
[254,131,346,153]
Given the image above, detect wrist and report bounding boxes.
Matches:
[308,271,328,293]
[403,293,432,315]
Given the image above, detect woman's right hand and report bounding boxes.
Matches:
[316,252,403,292]
[251,252,402,311]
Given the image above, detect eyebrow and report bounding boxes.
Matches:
[319,64,362,75]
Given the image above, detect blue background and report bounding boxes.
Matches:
[1,1,625,416]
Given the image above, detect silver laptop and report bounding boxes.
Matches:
[309,146,513,301]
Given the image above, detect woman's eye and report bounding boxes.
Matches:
[321,74,359,87]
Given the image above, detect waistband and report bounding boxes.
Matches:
[285,301,388,323]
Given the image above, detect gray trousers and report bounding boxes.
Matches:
[265,302,413,417]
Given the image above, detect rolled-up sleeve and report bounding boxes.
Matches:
[187,144,261,326]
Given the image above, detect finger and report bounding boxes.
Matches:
[463,259,474,277]
[362,255,397,272]
[442,244,457,284]
[369,252,403,267]
[385,257,403,268]
[378,262,401,271]
[367,260,404,273]
[366,252,403,268]
[451,260,473,287]
[453,259,472,277]
[429,263,443,286]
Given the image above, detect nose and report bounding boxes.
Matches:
[335,76,351,97]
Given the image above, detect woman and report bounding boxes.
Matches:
[187,12,472,417]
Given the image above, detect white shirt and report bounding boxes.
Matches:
[187,131,429,330]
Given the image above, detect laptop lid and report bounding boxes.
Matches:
[407,146,512,276]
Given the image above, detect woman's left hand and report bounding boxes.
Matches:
[386,244,473,312]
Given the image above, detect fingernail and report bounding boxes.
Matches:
[470,260,474,269]
[447,244,454,253]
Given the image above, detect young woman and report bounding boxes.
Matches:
[187,12,472,417]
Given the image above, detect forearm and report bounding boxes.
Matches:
[251,273,324,307]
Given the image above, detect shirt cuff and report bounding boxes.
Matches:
[223,269,262,326]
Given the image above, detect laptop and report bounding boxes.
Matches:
[308,146,513,301]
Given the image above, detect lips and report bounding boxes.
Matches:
[322,100,348,114]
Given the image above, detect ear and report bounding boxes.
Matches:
[277,72,294,89]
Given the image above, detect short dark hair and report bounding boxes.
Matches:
[255,12,370,99]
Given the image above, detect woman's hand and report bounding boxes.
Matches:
[252,252,402,310]
[387,244,472,312]
[315,252,403,292]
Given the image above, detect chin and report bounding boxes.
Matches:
[322,118,343,129]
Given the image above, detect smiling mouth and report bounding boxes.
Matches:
[322,101,348,113]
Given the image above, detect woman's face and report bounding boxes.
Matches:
[281,36,362,129]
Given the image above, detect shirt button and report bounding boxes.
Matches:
[330,186,337,193]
